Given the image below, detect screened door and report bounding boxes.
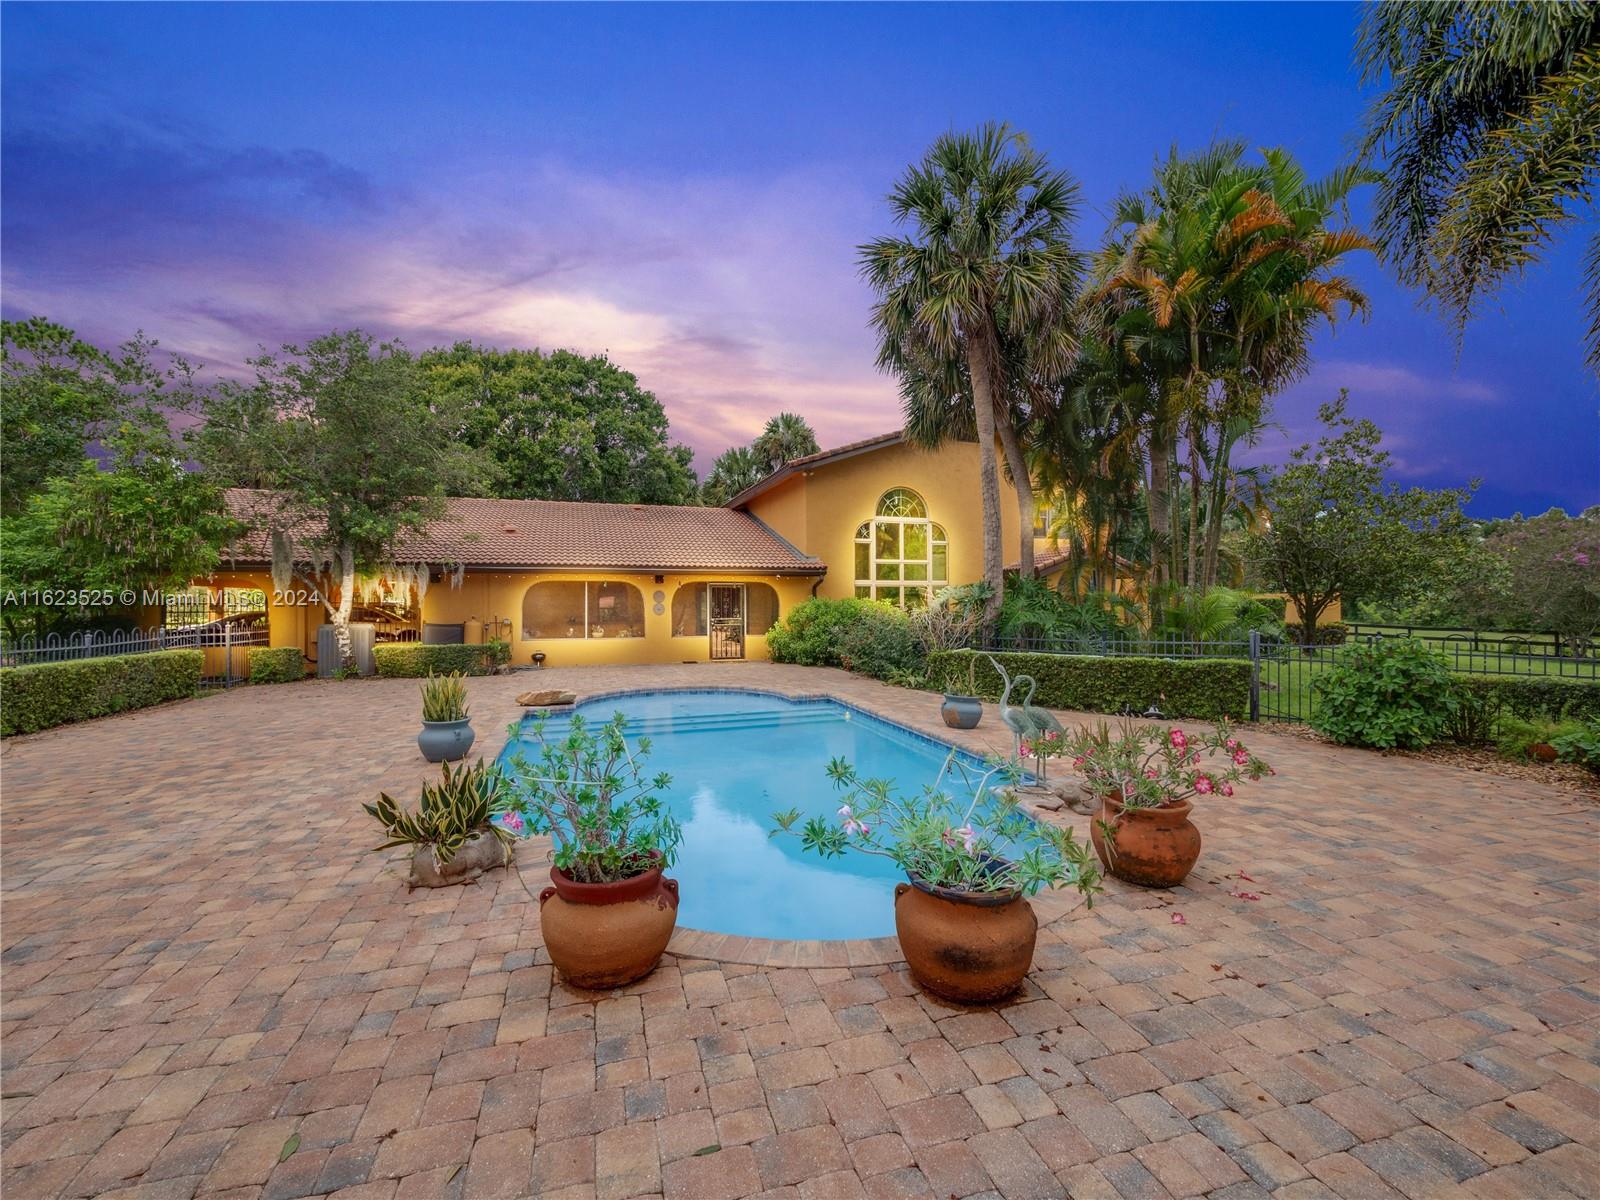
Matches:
[709,584,745,660]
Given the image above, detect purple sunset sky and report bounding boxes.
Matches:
[2,2,1595,517]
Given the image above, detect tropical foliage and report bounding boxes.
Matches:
[1312,639,1459,749]
[365,759,515,867]
[420,671,469,723]
[1356,1,1600,369]
[861,123,1082,612]
[771,753,1101,899]
[752,411,821,473]
[1064,718,1272,810]
[501,712,681,884]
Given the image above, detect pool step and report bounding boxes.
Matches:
[519,706,846,739]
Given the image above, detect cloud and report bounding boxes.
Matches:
[1311,360,1499,406]
[2,116,900,470]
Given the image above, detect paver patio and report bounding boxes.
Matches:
[2,663,1596,1200]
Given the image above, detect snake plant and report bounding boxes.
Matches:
[364,759,512,866]
[420,671,469,722]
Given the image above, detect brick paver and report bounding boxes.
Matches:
[2,663,1597,1198]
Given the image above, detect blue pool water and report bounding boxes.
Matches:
[496,689,1006,940]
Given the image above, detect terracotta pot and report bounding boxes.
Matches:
[894,874,1037,1003]
[1091,793,1201,888]
[1529,742,1558,763]
[940,695,983,730]
[538,855,679,989]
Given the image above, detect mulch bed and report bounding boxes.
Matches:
[1266,721,1600,799]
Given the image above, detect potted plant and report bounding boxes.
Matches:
[417,671,474,762]
[364,759,515,889]
[940,653,985,730]
[501,713,682,989]
[914,596,985,729]
[1066,718,1272,888]
[772,753,1099,1003]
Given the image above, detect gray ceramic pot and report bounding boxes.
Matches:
[941,695,983,730]
[417,718,475,763]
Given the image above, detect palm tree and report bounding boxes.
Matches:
[860,123,1081,616]
[752,412,820,473]
[699,445,764,506]
[1356,2,1600,370]
[1093,143,1375,587]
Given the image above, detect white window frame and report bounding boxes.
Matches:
[853,489,947,609]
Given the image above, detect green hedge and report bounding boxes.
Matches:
[1,650,203,736]
[1451,675,1600,723]
[929,649,1251,721]
[373,641,510,678]
[248,647,305,684]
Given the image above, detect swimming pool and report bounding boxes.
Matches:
[496,689,1009,941]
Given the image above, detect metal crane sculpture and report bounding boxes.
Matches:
[985,654,1066,780]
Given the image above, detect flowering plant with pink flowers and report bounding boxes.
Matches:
[771,753,1100,899]
[1065,718,1272,810]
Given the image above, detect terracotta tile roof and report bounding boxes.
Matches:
[221,489,824,574]
[726,431,905,509]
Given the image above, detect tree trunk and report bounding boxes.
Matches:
[1147,426,1172,589]
[333,545,356,668]
[993,400,1035,579]
[1201,433,1232,589]
[965,334,1005,628]
[1186,426,1202,590]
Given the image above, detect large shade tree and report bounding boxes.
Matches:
[192,330,487,667]
[0,328,236,635]
[860,123,1081,614]
[1356,1,1600,370]
[421,343,697,504]
[1248,394,1474,645]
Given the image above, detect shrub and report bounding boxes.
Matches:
[1551,719,1600,773]
[767,598,925,682]
[248,647,305,684]
[1449,675,1600,724]
[1,650,202,736]
[1445,682,1502,746]
[1312,639,1456,749]
[365,759,515,867]
[928,650,1251,721]
[1493,714,1574,761]
[373,641,508,678]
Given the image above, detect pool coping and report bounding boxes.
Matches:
[502,685,1090,968]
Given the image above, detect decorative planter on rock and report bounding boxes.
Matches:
[894,875,1037,1003]
[1091,793,1201,888]
[538,855,679,989]
[418,717,475,763]
[407,831,507,889]
[940,695,983,730]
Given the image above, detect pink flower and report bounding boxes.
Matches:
[838,805,853,819]
[1145,769,1158,780]
[1072,756,1085,767]
[1171,912,1186,925]
[1194,775,1214,795]
[843,818,867,836]
[1224,738,1238,749]
[1169,729,1187,750]
[497,811,525,834]
[1233,750,1250,766]
[1019,744,1034,759]
[1220,783,1234,797]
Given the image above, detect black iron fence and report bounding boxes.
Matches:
[0,624,269,688]
[984,628,1598,724]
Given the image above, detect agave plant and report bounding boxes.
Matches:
[364,759,512,867]
[420,671,469,722]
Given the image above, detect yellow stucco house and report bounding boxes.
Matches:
[184,432,1060,671]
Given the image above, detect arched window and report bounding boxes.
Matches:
[854,488,947,609]
[523,581,645,640]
